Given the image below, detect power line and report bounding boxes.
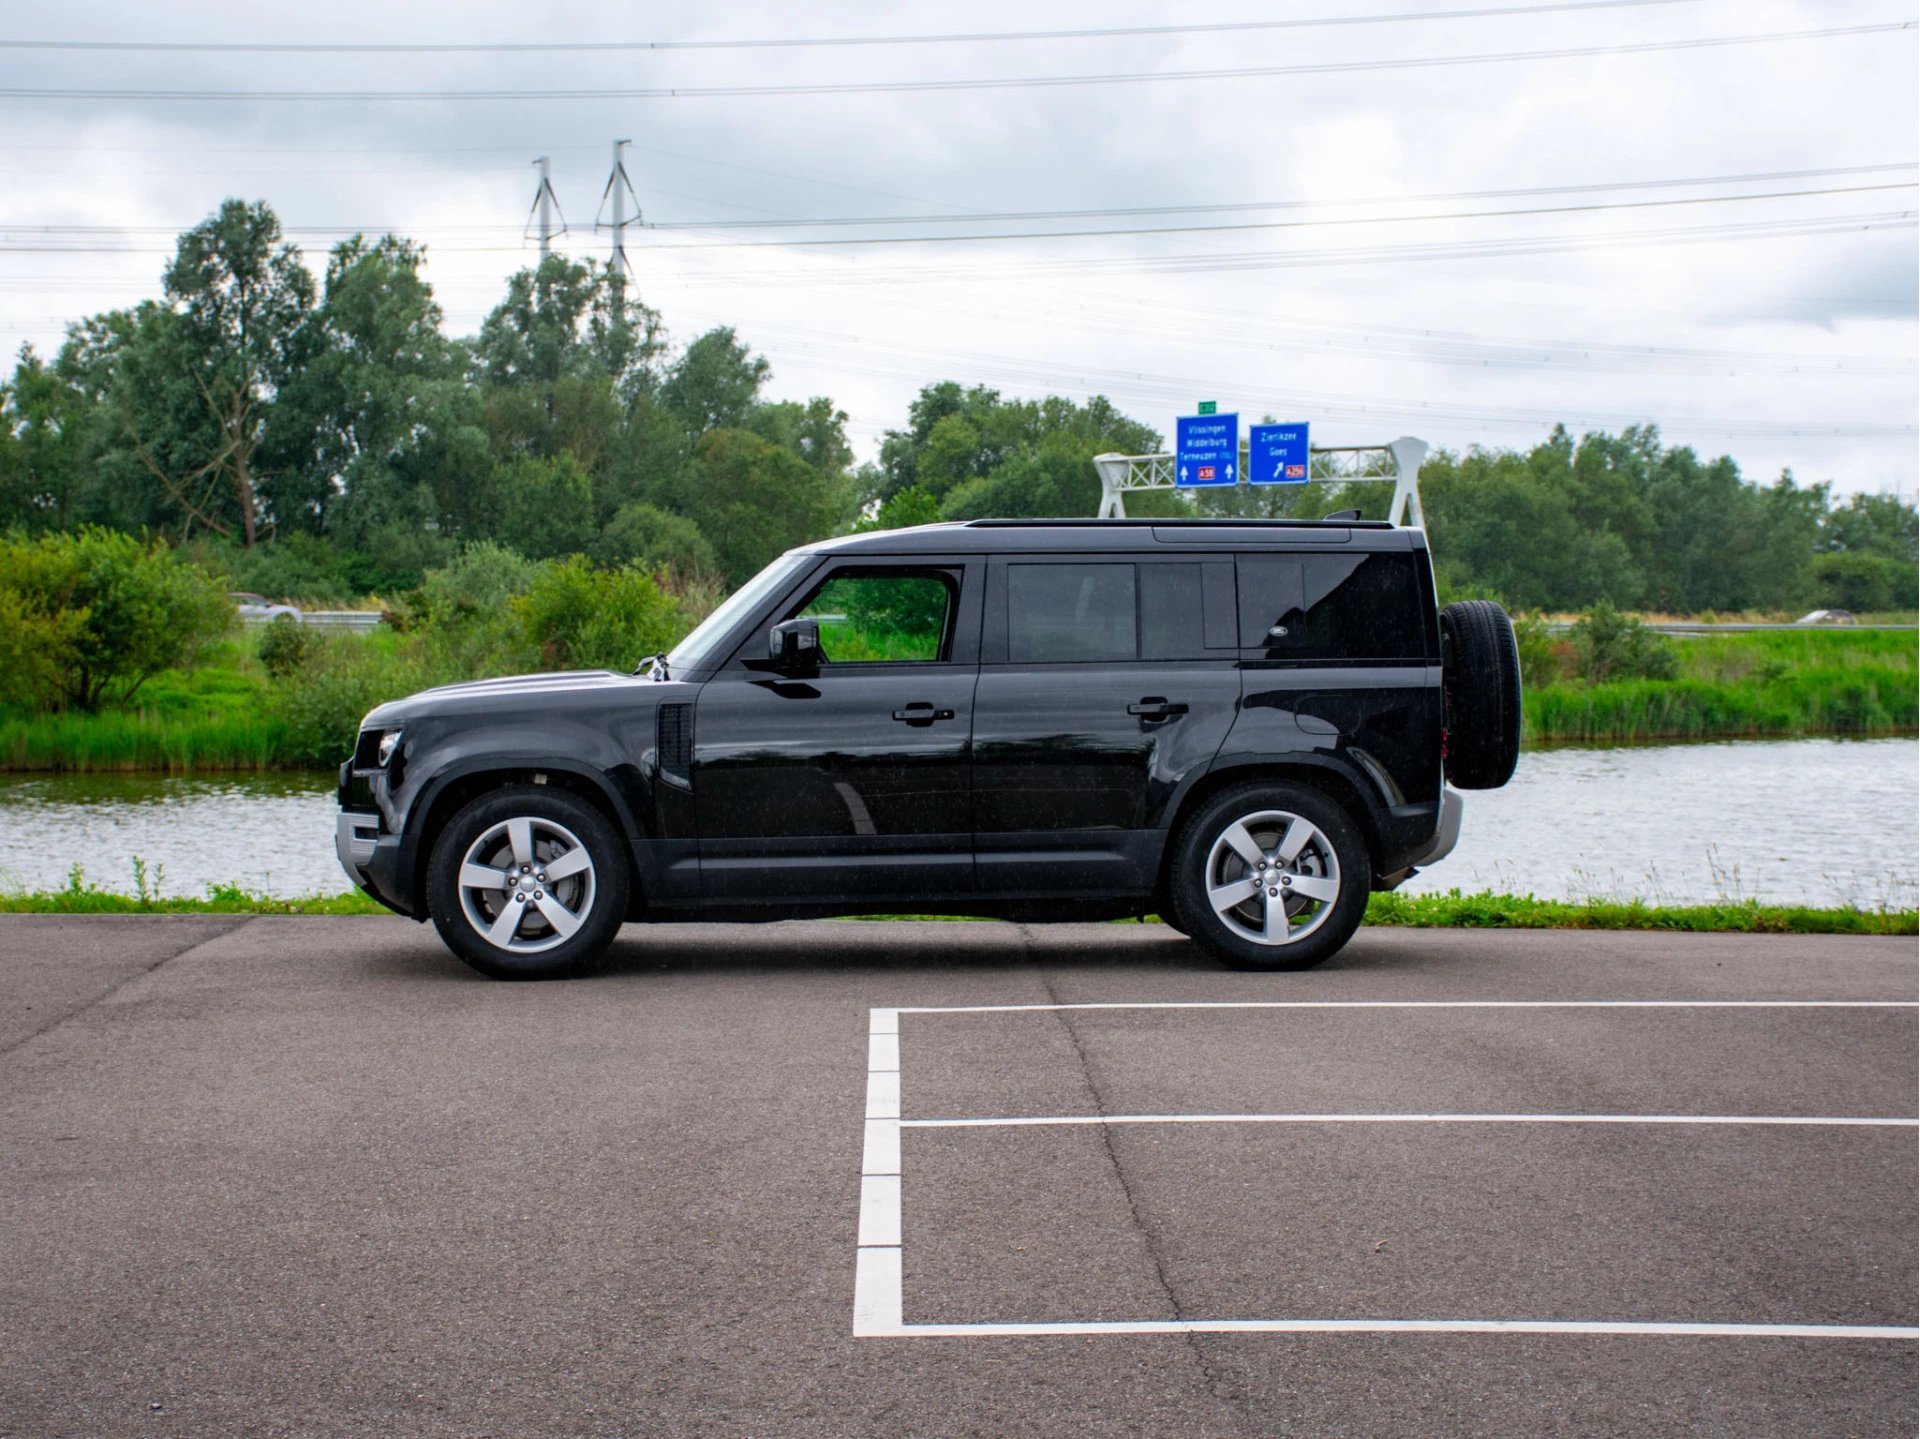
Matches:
[7,169,1909,242]
[2,23,1908,102]
[637,183,1917,250]
[640,164,1920,230]
[0,0,1713,53]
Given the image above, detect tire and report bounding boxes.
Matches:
[1440,599,1522,790]
[1169,782,1370,972]
[426,785,630,980]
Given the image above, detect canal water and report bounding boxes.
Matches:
[0,737,1913,909]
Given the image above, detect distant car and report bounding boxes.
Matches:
[231,592,303,624]
[1795,609,1856,626]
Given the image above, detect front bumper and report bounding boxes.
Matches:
[336,809,419,918]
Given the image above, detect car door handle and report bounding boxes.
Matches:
[892,703,955,725]
[1127,698,1189,721]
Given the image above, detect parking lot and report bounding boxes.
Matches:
[2,916,1913,1437]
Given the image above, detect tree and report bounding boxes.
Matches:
[660,327,770,435]
[0,347,88,532]
[475,255,661,397]
[270,235,475,568]
[685,428,852,583]
[158,200,317,546]
[870,384,1158,517]
[751,396,853,478]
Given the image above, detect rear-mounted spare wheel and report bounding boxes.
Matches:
[1440,599,1522,790]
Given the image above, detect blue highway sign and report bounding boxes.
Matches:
[1175,412,1239,487]
[1250,423,1311,484]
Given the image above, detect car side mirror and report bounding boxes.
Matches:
[767,617,822,670]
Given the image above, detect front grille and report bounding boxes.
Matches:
[657,703,693,789]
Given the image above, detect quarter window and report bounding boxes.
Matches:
[1238,553,1425,660]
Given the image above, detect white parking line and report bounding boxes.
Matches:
[885,1318,1920,1340]
[899,1000,1918,1014]
[853,1008,905,1336]
[904,1113,1920,1129]
[851,1002,1919,1341]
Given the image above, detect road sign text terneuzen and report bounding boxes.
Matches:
[1250,423,1311,484]
[1176,412,1239,487]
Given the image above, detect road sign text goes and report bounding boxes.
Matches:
[1250,423,1311,485]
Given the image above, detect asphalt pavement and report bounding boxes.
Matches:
[1,916,1913,1438]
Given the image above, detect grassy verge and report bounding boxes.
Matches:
[0,885,1910,934]
[1525,628,1917,743]
[1363,889,1916,935]
[0,884,388,916]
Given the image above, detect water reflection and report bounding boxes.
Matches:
[0,737,1913,908]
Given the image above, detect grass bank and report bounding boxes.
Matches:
[1524,628,1917,743]
[1,883,1910,934]
[0,640,286,771]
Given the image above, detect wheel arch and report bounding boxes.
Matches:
[408,760,646,917]
[1153,756,1386,912]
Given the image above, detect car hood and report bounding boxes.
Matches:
[363,669,690,728]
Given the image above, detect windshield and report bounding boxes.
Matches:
[666,552,813,673]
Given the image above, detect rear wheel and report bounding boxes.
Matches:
[1170,782,1370,971]
[426,786,629,979]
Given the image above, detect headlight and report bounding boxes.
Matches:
[376,729,404,767]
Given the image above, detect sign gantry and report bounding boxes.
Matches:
[1092,436,1430,526]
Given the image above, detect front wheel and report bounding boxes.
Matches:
[426,785,630,979]
[1169,783,1370,971]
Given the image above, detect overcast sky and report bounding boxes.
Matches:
[3,0,1915,498]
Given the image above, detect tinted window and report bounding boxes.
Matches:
[1238,553,1424,659]
[1139,563,1207,660]
[798,570,954,662]
[1008,563,1135,662]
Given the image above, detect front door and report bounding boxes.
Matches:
[693,558,981,905]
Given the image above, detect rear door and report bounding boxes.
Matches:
[692,557,983,905]
[971,553,1240,898]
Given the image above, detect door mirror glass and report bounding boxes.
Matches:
[767,617,823,669]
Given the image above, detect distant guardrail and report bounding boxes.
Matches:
[239,610,384,631]
[1541,621,1917,634]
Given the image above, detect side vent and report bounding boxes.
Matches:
[657,703,693,790]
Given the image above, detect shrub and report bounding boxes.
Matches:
[515,557,680,671]
[1570,600,1676,683]
[411,541,540,675]
[1510,612,1571,687]
[0,529,233,710]
[273,638,432,768]
[256,617,318,678]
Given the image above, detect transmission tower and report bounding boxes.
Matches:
[525,156,567,259]
[595,138,642,277]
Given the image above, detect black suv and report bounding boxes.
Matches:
[337,519,1519,978]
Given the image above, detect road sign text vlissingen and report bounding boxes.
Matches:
[1250,423,1310,485]
[1175,412,1239,487]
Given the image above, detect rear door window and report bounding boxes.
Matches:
[1238,552,1425,660]
[1007,563,1135,663]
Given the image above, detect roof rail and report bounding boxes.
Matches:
[1091,436,1429,526]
